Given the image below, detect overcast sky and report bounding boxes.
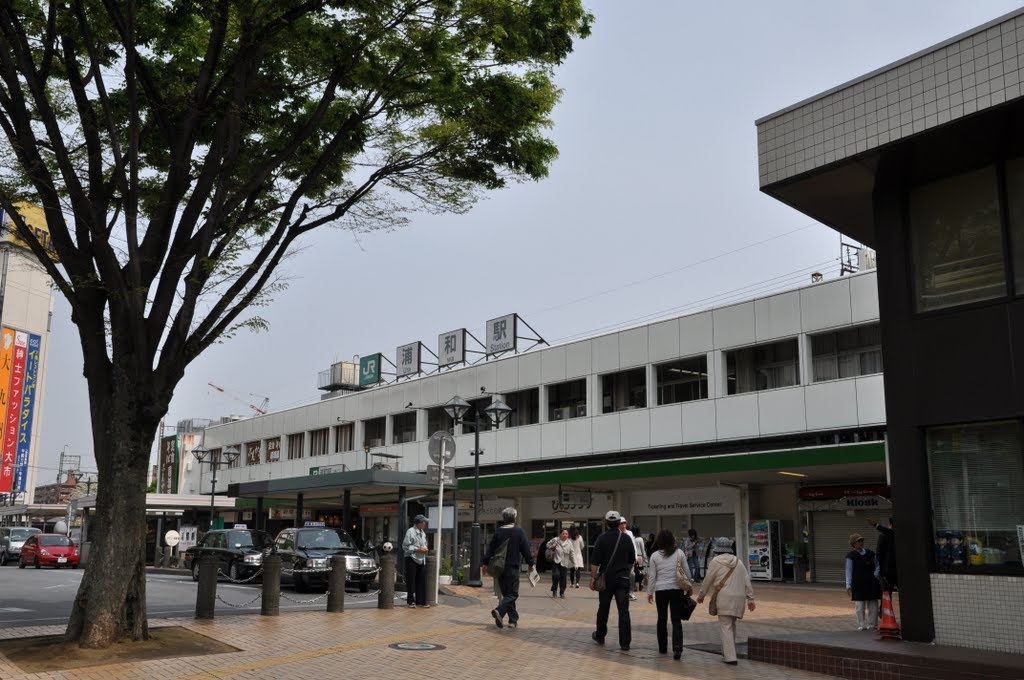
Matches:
[33,1,1024,480]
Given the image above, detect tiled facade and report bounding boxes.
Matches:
[931,573,1024,653]
[757,9,1024,186]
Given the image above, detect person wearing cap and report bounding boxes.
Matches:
[590,510,637,650]
[402,514,430,609]
[845,533,881,630]
[697,537,755,666]
[617,517,639,600]
[482,506,536,629]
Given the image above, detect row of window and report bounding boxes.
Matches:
[217,324,882,466]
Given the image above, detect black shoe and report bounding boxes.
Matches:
[659,648,667,654]
[620,645,630,651]
[724,660,738,665]
[591,631,604,645]
[673,651,681,660]
[490,609,503,629]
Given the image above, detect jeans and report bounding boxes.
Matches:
[688,554,701,581]
[405,557,427,606]
[496,568,522,624]
[654,589,685,653]
[855,599,879,628]
[595,575,632,649]
[550,564,567,595]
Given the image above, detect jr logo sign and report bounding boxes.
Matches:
[359,353,381,386]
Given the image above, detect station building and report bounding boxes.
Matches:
[757,8,1024,653]
[193,269,888,586]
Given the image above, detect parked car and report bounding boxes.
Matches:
[18,533,79,569]
[183,528,273,582]
[0,526,41,565]
[274,526,378,592]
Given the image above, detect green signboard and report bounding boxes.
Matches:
[359,353,381,386]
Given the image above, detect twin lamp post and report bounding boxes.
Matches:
[192,444,240,529]
[442,393,511,587]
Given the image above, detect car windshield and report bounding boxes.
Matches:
[10,529,38,540]
[227,531,268,548]
[39,536,72,547]
[296,529,352,550]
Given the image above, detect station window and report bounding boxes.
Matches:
[910,165,1006,312]
[227,446,241,468]
[655,356,708,405]
[310,428,328,457]
[810,324,883,381]
[265,437,281,463]
[245,441,261,466]
[726,338,799,394]
[505,388,539,427]
[333,424,354,453]
[928,420,1024,571]
[426,407,453,437]
[287,433,304,460]
[601,367,646,413]
[547,378,587,420]
[1008,157,1024,295]
[392,411,417,444]
[363,417,385,448]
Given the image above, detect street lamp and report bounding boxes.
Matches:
[443,393,512,587]
[193,445,240,530]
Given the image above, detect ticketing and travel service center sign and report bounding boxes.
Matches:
[0,328,41,494]
[629,488,737,515]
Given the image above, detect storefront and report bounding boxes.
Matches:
[798,485,892,583]
[629,486,746,559]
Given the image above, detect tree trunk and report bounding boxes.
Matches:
[64,370,160,648]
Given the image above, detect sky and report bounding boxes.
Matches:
[32,1,1024,481]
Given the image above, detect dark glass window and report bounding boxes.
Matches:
[1007,157,1024,295]
[504,388,539,427]
[656,356,708,405]
[600,368,646,413]
[726,339,799,394]
[811,324,883,381]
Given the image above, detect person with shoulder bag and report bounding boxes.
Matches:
[589,510,636,651]
[697,537,755,666]
[482,507,537,629]
[645,529,695,660]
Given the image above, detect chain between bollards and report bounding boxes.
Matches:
[327,555,347,612]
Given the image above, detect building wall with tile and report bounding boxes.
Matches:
[757,9,1024,187]
[931,573,1024,652]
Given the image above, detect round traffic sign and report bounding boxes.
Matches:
[427,431,456,464]
[165,530,181,547]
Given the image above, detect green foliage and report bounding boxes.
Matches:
[440,555,465,584]
[146,478,157,493]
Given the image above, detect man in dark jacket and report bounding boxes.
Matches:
[868,517,897,591]
[590,510,637,650]
[482,506,536,629]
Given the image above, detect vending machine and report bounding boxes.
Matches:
[748,519,784,581]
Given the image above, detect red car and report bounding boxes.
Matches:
[19,533,80,569]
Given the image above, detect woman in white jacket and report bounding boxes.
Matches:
[696,537,755,666]
[645,529,691,660]
[568,525,585,588]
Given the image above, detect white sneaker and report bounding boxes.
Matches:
[629,595,637,601]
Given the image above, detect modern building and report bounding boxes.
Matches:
[757,8,1024,654]
[195,269,887,584]
[0,204,56,508]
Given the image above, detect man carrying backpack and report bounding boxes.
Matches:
[482,506,536,629]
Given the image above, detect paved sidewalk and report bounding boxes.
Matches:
[0,582,861,679]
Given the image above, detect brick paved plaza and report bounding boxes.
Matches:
[0,582,872,679]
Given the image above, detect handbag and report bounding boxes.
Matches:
[708,561,737,616]
[681,594,698,621]
[593,532,623,592]
[675,552,693,593]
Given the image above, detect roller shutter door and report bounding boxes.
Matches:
[810,511,870,583]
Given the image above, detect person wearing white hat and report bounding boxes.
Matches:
[697,537,755,666]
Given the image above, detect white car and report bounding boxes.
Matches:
[0,526,41,565]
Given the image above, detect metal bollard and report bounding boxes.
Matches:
[378,553,395,609]
[261,553,281,616]
[425,552,438,606]
[327,555,346,613]
[195,553,218,619]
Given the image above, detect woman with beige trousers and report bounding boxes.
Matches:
[696,538,755,666]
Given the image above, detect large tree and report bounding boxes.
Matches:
[0,0,590,647]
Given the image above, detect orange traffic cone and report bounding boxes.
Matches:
[877,591,901,640]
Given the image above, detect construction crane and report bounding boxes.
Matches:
[207,382,270,416]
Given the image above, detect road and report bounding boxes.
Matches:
[0,563,394,628]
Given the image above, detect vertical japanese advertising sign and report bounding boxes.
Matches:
[159,435,178,494]
[13,334,40,491]
[0,332,27,494]
[0,329,14,492]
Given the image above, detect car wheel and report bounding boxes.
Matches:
[192,560,201,582]
[229,562,240,581]
[359,582,369,593]
[34,557,40,569]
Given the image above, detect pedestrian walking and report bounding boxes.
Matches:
[646,529,691,660]
[569,525,585,588]
[482,507,537,629]
[618,518,639,600]
[591,510,637,651]
[402,514,430,609]
[696,537,755,666]
[631,525,646,592]
[868,517,897,592]
[845,533,881,630]
[683,529,703,581]
[548,528,573,598]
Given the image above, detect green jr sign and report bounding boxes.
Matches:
[359,353,381,386]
